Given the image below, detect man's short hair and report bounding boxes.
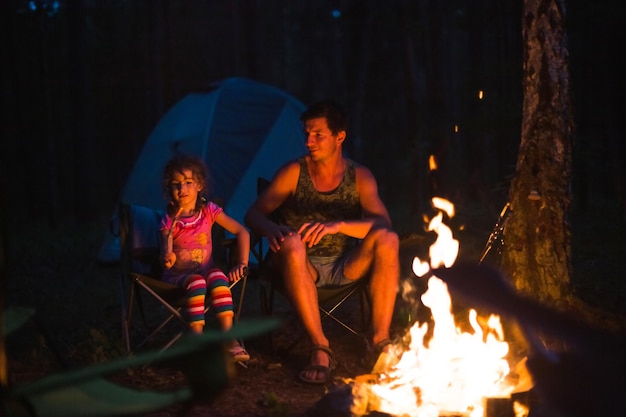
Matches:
[301,101,348,136]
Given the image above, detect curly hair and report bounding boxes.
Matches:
[162,154,211,215]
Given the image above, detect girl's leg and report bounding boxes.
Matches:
[206,269,235,330]
[184,274,207,334]
[206,269,249,361]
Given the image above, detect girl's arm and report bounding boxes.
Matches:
[215,211,250,281]
[160,228,176,269]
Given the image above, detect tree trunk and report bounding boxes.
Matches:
[500,0,574,304]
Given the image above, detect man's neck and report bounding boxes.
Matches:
[309,156,346,192]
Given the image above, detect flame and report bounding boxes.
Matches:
[428,155,438,171]
[353,197,518,417]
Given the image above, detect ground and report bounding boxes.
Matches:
[4,210,626,417]
[5,223,424,417]
[6,256,376,417]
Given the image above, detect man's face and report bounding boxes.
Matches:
[304,117,345,161]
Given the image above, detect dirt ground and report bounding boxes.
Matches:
[6,267,416,417]
[5,220,626,417]
[4,230,428,417]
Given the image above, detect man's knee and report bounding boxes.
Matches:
[368,227,399,252]
[273,234,307,264]
[278,233,306,251]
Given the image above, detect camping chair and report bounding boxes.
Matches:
[253,178,371,351]
[260,265,371,352]
[118,202,248,355]
[1,305,278,417]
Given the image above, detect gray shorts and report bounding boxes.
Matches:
[310,255,355,287]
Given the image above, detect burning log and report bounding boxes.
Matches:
[307,383,395,417]
[308,382,522,417]
[483,397,513,417]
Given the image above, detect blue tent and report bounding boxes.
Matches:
[98,77,306,262]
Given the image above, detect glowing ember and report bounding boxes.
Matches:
[429,155,438,171]
[352,197,519,417]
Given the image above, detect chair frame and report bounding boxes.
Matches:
[118,202,247,355]
[258,256,371,349]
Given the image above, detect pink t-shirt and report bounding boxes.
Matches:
[160,202,223,283]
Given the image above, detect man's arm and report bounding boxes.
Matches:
[244,161,299,252]
[298,165,391,247]
[355,165,392,227]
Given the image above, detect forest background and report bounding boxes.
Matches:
[1,2,625,331]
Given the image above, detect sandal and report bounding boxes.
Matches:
[372,338,392,354]
[229,343,250,362]
[298,344,334,385]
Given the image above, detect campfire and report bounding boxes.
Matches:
[349,197,530,417]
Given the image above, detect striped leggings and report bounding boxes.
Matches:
[185,268,233,327]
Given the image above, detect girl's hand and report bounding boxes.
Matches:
[228,263,248,282]
[163,252,176,269]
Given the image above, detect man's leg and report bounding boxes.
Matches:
[344,228,400,349]
[273,234,331,382]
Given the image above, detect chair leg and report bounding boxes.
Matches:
[282,287,364,353]
[258,278,276,351]
[268,283,275,316]
[234,275,247,322]
[359,286,372,331]
[136,280,187,321]
[123,281,136,354]
[32,315,69,368]
[259,284,268,315]
[319,306,361,337]
[134,311,185,354]
[125,280,188,355]
[230,275,249,363]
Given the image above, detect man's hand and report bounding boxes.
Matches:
[298,221,339,248]
[266,224,295,252]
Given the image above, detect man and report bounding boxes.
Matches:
[244,101,399,384]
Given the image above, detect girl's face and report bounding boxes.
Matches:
[168,169,202,209]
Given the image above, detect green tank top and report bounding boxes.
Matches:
[278,157,362,257]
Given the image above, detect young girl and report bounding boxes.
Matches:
[160,154,250,362]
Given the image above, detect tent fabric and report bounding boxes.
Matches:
[98,77,306,262]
